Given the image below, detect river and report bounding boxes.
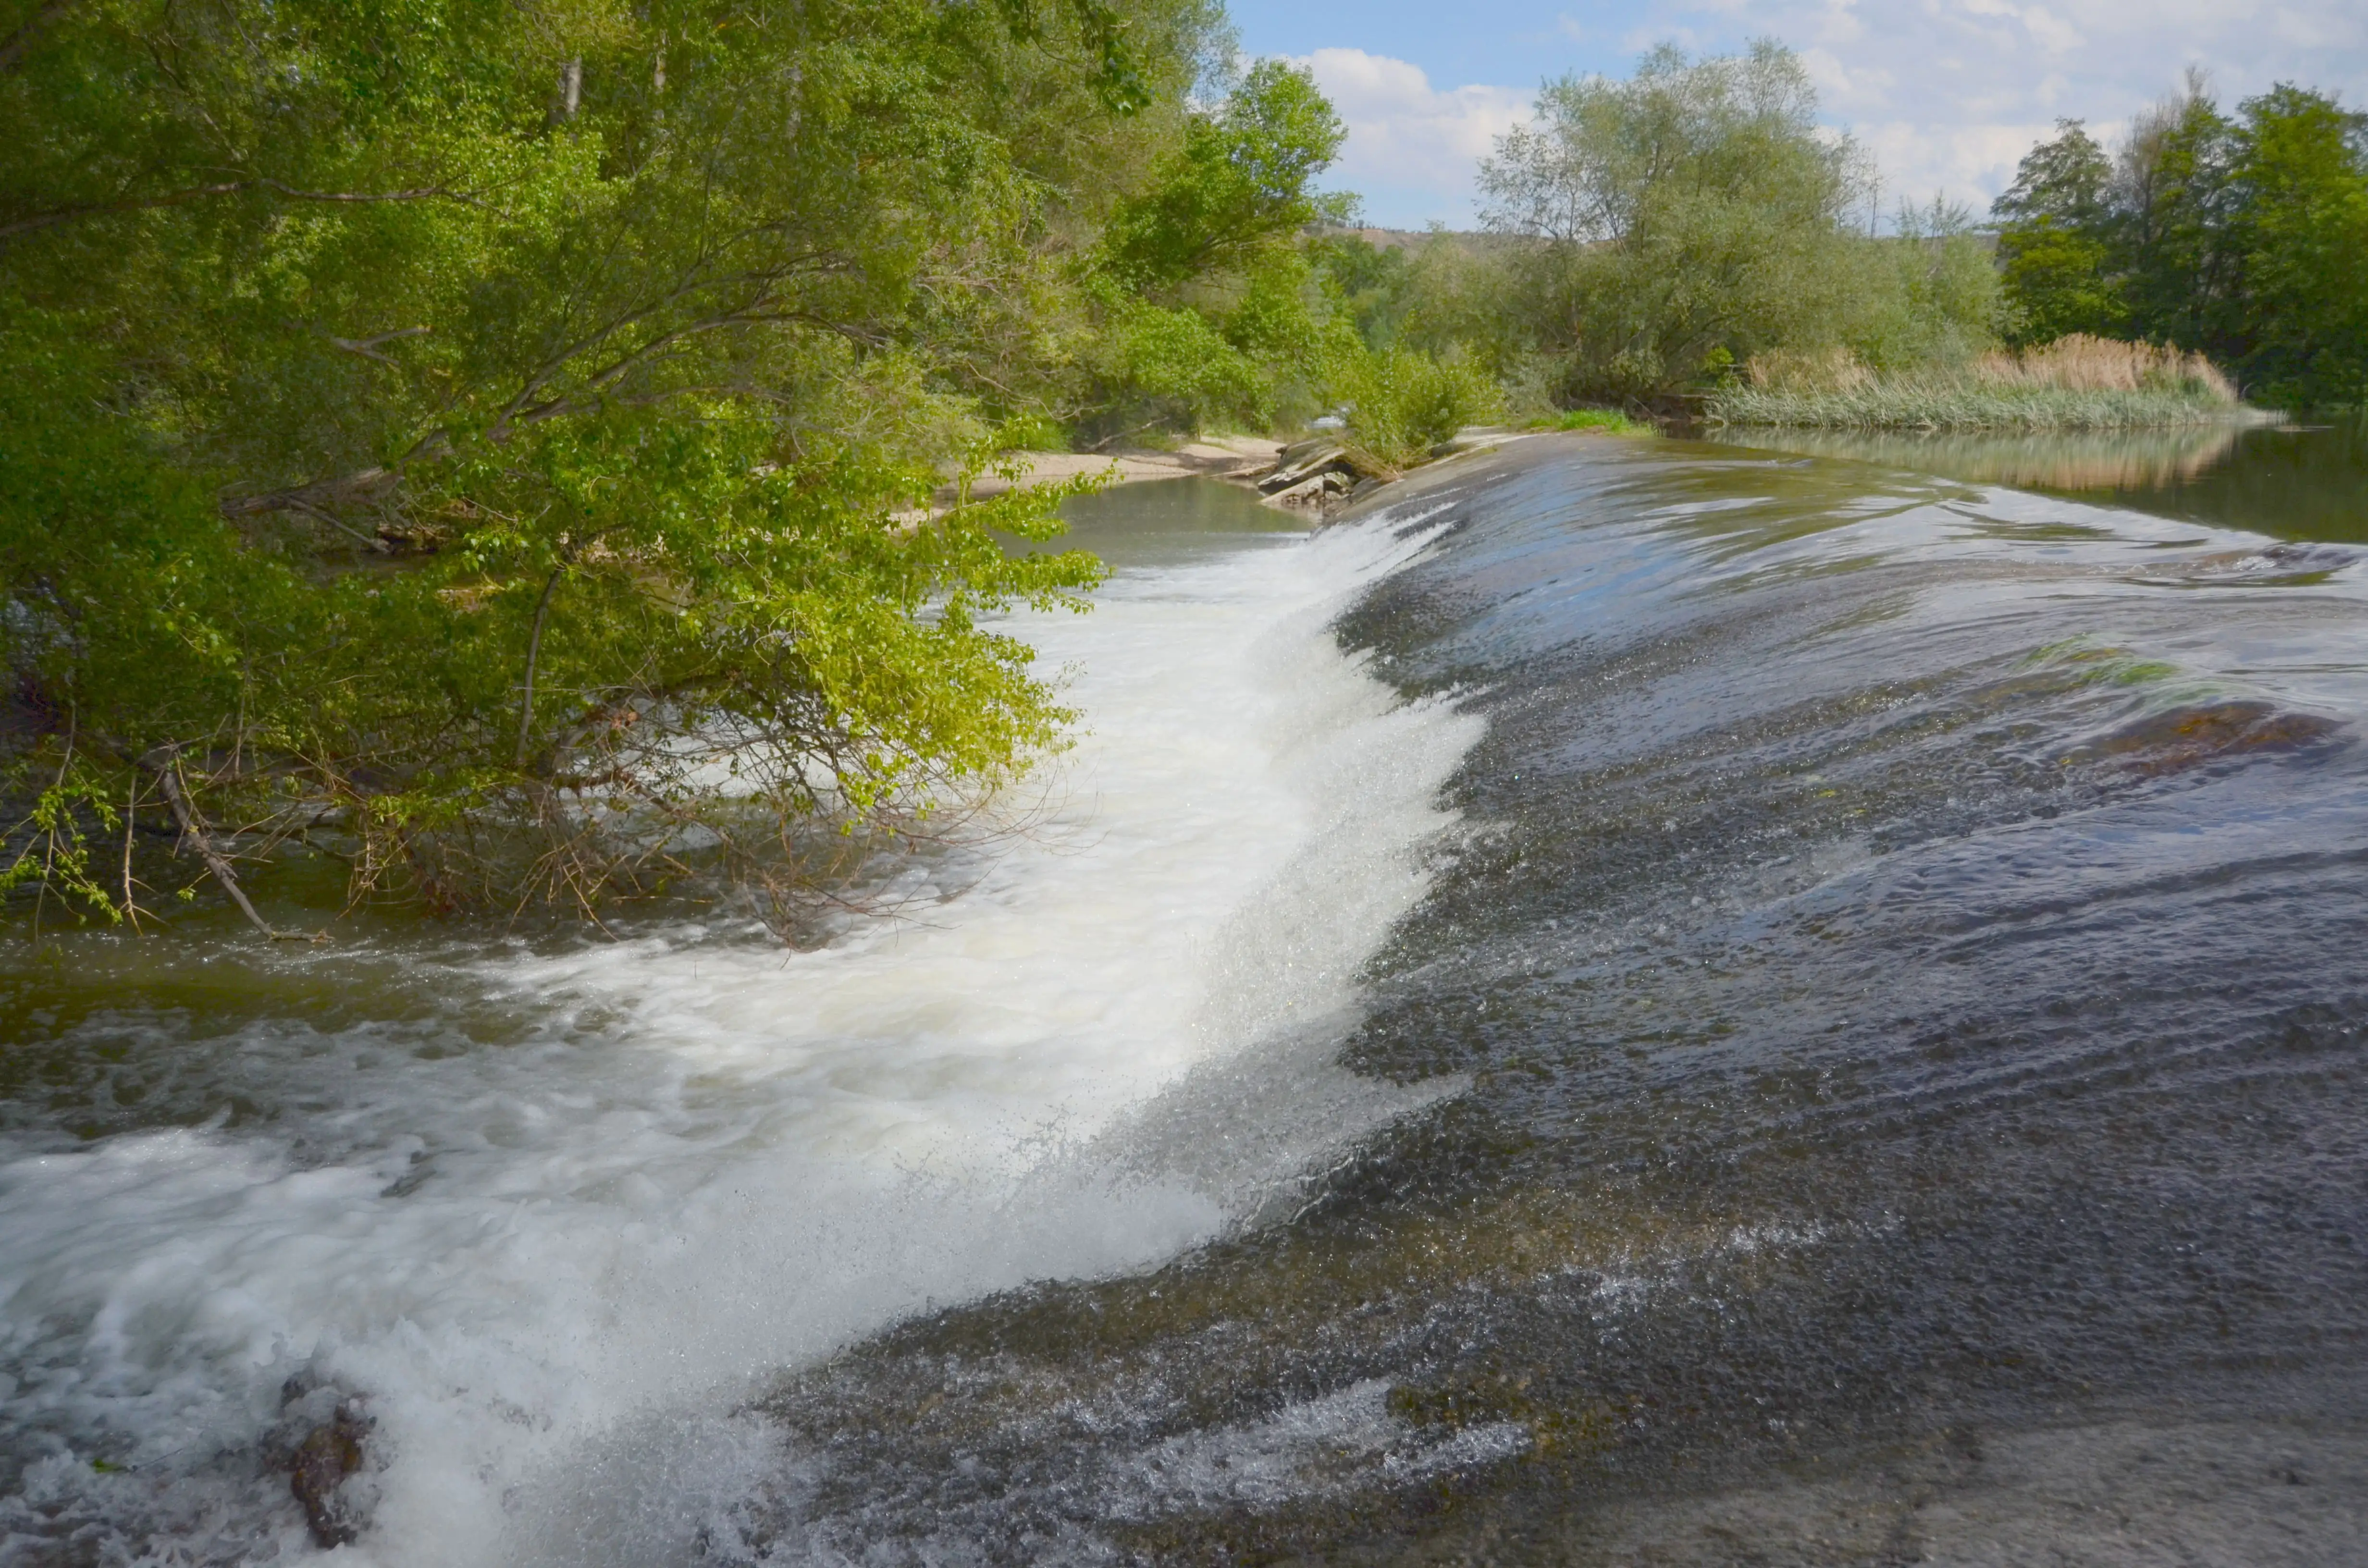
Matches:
[4,421,2366,1563]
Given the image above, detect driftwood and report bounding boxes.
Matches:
[142,748,313,941]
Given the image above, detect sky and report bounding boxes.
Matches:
[1226,1,2368,231]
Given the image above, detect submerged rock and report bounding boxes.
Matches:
[2074,700,2340,776]
[272,1380,375,1548]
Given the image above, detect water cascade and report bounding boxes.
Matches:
[0,492,1480,1564]
[8,428,2368,1562]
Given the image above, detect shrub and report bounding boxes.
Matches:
[1332,346,1502,469]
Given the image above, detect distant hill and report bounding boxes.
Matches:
[1321,226,1517,253]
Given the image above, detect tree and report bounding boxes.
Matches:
[1990,76,2368,408]
[0,0,1223,933]
[1995,121,2116,229]
[1075,60,1350,441]
[1477,42,1994,400]
[1993,122,2129,343]
[1098,59,1346,288]
[2113,79,2243,354]
[2226,86,2368,407]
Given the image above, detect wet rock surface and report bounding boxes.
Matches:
[727,436,2368,1561]
[2075,699,2342,775]
[272,1382,373,1549]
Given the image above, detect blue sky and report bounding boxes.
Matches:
[1227,1,2368,230]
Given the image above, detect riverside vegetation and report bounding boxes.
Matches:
[1365,44,2361,429]
[0,0,1432,934]
[4,12,2362,935]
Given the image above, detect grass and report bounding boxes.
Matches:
[1528,407,1652,435]
[1708,335,2252,431]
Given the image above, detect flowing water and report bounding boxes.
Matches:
[5,429,2368,1565]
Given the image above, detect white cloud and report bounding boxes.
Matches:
[1282,0,2365,227]
[1289,49,1533,226]
[1642,0,2366,212]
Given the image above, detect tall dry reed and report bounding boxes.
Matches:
[1719,335,2246,429]
[1969,335,2235,401]
[1746,336,2234,400]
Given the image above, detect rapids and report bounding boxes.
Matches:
[7,424,2368,1564]
[0,486,1479,1564]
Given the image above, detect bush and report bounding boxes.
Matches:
[1472,44,2008,403]
[1078,288,1270,442]
[1331,345,1502,469]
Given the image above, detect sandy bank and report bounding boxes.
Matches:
[939,437,1283,506]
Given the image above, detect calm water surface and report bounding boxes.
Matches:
[1729,414,2368,543]
[5,438,2367,1564]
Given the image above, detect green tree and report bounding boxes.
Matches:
[2112,80,2243,354]
[1307,232,1416,350]
[0,0,1221,932]
[1993,121,2129,343]
[1098,59,1346,288]
[2225,85,2368,407]
[1478,41,1996,401]
[1992,75,2368,408]
[1073,60,1350,441]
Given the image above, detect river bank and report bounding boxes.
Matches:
[938,437,1282,506]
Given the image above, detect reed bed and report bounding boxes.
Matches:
[1709,335,2249,430]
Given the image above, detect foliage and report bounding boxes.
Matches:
[1331,343,1501,470]
[0,0,1229,932]
[1098,59,1346,288]
[1993,81,2368,407]
[1473,42,2000,404]
[1078,280,1269,437]
[1845,199,2007,371]
[1527,408,1651,435]
[1306,233,1417,349]
[0,758,131,935]
[1070,61,1347,442]
[2226,86,2368,408]
[1993,119,2128,343]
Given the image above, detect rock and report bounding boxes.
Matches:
[273,1379,374,1548]
[2073,700,2339,777]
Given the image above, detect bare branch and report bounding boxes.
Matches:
[143,747,314,941]
[325,325,432,363]
[285,496,393,554]
[515,564,566,768]
[219,466,397,520]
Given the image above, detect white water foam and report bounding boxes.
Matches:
[0,505,1480,1565]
